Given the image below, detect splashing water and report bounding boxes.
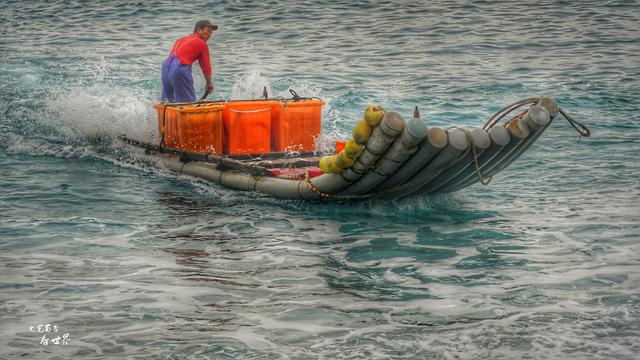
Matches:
[230,70,273,100]
[45,85,157,143]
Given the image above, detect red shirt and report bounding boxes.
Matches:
[169,34,212,77]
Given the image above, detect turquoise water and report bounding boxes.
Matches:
[1,1,639,359]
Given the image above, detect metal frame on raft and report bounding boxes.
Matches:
[129,95,590,201]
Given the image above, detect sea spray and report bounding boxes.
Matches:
[44,86,157,143]
[230,70,273,100]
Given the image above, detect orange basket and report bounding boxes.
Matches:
[155,103,224,154]
[271,99,324,152]
[222,101,272,154]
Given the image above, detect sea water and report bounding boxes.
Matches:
[1,1,639,359]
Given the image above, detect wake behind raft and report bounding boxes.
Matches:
[124,93,590,201]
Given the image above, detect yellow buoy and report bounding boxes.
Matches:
[352,119,372,144]
[319,155,344,174]
[336,150,355,168]
[344,139,363,158]
[364,104,385,127]
[319,155,333,174]
[329,156,344,173]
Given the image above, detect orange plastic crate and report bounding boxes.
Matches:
[222,101,272,154]
[154,103,224,154]
[271,99,324,152]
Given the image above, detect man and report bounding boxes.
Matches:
[161,20,217,102]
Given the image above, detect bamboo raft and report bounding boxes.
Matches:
[126,95,589,201]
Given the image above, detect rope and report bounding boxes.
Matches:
[442,127,490,186]
[303,172,330,199]
[159,104,167,147]
[278,173,304,180]
[227,107,271,114]
[447,127,492,187]
[559,107,591,137]
[485,98,591,138]
[289,89,301,101]
[273,96,289,110]
[483,97,540,130]
[469,133,492,186]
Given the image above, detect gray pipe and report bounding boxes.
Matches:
[479,105,551,180]
[342,111,406,182]
[298,112,405,199]
[373,127,448,192]
[434,126,510,193]
[417,128,491,195]
[441,118,529,193]
[386,128,469,199]
[220,169,258,191]
[438,101,553,193]
[339,116,428,195]
[297,173,351,200]
[255,176,304,199]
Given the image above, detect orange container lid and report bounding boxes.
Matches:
[224,100,274,108]
[154,102,225,112]
[278,99,325,107]
[173,104,224,113]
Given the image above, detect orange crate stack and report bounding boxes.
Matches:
[155,98,324,156]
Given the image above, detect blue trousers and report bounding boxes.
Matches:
[161,55,195,102]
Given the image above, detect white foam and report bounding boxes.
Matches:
[230,69,272,100]
[44,85,157,143]
[5,134,92,158]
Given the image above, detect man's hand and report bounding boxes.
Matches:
[206,82,214,93]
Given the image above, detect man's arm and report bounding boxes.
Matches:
[205,75,214,93]
[197,42,214,94]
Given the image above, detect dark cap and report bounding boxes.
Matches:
[194,20,218,31]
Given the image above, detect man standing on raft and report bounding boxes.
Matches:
[161,20,217,102]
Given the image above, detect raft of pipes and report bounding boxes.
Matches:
[134,96,582,201]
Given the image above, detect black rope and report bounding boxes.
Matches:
[159,104,167,147]
[289,89,301,101]
[559,108,591,137]
[123,136,275,178]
